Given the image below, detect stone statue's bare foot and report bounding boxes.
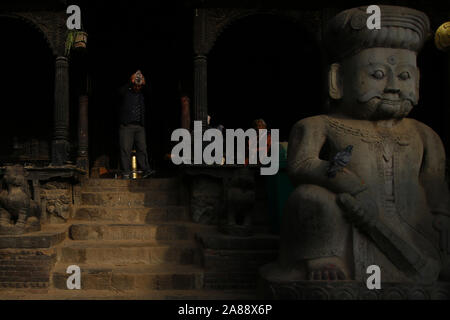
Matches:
[306,257,348,281]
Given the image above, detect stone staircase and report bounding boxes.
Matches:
[0,177,279,299]
[47,178,256,299]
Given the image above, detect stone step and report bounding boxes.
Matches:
[57,240,199,265]
[204,271,260,290]
[203,248,278,271]
[80,191,180,207]
[69,223,192,241]
[73,206,189,223]
[0,288,256,300]
[82,178,179,190]
[0,225,68,249]
[51,264,204,291]
[197,232,279,250]
[0,248,58,289]
[82,187,179,193]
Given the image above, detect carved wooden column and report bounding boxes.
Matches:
[52,56,70,166]
[77,94,89,171]
[193,8,210,127]
[194,54,208,126]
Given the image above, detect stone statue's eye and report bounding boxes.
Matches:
[398,71,411,80]
[372,70,385,79]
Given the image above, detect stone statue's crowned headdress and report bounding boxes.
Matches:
[324,5,431,62]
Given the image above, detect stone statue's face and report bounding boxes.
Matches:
[340,48,419,120]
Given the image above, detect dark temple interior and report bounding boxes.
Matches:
[0,0,448,172]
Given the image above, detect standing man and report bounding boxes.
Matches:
[118,70,155,179]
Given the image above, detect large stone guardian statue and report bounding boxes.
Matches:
[261,6,450,298]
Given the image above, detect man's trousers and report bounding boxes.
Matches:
[119,124,150,175]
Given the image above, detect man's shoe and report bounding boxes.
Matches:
[142,169,156,179]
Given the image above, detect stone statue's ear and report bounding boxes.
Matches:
[329,63,343,100]
[415,68,420,104]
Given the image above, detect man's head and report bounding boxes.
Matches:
[181,95,190,105]
[253,119,267,130]
[130,70,145,92]
[325,6,429,120]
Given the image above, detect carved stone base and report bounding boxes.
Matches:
[0,225,66,249]
[0,225,66,290]
[259,264,450,300]
[0,221,41,235]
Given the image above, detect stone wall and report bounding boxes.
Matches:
[0,225,67,290]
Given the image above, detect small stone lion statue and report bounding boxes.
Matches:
[0,165,40,235]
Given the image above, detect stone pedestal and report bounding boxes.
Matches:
[259,262,450,300]
[197,230,279,290]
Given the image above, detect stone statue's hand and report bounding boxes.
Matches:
[337,191,379,230]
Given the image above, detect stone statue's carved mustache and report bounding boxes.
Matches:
[357,90,418,106]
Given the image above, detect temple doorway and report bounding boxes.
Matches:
[208,14,323,142]
[0,17,54,166]
[84,4,193,176]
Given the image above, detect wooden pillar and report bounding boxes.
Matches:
[181,95,191,130]
[193,8,209,128]
[193,54,208,126]
[52,56,70,166]
[77,94,89,172]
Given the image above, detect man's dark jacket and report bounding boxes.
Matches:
[118,82,151,126]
